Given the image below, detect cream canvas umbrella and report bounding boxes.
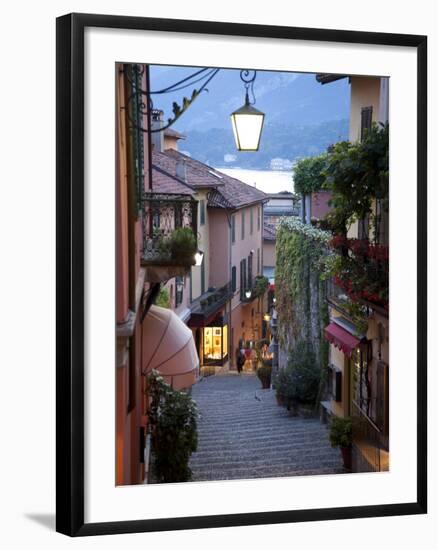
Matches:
[142,305,199,390]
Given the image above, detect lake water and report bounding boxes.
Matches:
[215,167,295,195]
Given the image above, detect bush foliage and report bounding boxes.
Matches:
[147,370,198,483]
[293,153,329,195]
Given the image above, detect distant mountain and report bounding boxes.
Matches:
[149,66,350,169]
[177,119,349,170]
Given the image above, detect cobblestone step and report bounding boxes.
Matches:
[189,374,344,482]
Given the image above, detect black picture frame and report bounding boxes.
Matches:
[56,12,427,537]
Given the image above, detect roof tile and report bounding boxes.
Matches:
[152,150,267,209]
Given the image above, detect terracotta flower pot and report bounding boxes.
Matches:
[276,394,285,407]
[341,446,352,470]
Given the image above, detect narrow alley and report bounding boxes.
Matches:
[189,374,345,481]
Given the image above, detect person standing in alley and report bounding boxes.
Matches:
[236,348,244,374]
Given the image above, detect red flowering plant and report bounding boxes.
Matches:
[323,124,389,310]
[329,234,348,250]
[331,252,388,308]
[347,238,370,257]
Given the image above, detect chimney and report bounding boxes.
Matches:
[175,159,187,182]
[151,109,164,152]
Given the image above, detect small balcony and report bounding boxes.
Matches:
[327,278,353,311]
[327,278,370,335]
[141,192,198,281]
[188,283,233,327]
[328,237,389,313]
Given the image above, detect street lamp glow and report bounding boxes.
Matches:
[245,289,252,299]
[194,250,204,266]
[231,98,265,152]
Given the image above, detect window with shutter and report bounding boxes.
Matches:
[231,215,236,244]
[231,266,237,292]
[358,215,370,239]
[200,200,206,225]
[248,254,253,289]
[240,258,246,300]
[360,106,373,140]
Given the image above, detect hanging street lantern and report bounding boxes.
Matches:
[230,70,265,152]
[194,249,204,266]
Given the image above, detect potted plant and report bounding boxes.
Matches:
[273,368,289,406]
[329,416,353,470]
[256,361,272,389]
[253,275,269,298]
[167,227,197,264]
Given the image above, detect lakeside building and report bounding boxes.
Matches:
[317,74,390,472]
[116,66,200,485]
[270,157,295,171]
[150,111,268,374]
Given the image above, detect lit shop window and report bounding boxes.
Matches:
[203,325,228,365]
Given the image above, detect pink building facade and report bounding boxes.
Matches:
[116,63,150,486]
[150,128,268,374]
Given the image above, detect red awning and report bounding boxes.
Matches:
[324,322,360,357]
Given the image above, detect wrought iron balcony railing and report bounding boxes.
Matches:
[351,401,388,472]
[141,192,198,267]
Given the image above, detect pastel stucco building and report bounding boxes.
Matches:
[150,117,268,373]
[317,73,390,472]
[116,63,150,486]
[116,68,200,486]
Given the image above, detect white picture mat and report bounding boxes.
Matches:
[84,26,418,524]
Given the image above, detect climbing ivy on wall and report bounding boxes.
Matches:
[276,218,331,377]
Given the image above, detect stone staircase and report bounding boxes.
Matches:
[189,374,345,481]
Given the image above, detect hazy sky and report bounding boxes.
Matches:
[149,65,350,132]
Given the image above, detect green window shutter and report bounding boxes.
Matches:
[200,200,206,225]
[232,266,237,292]
[360,106,373,140]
